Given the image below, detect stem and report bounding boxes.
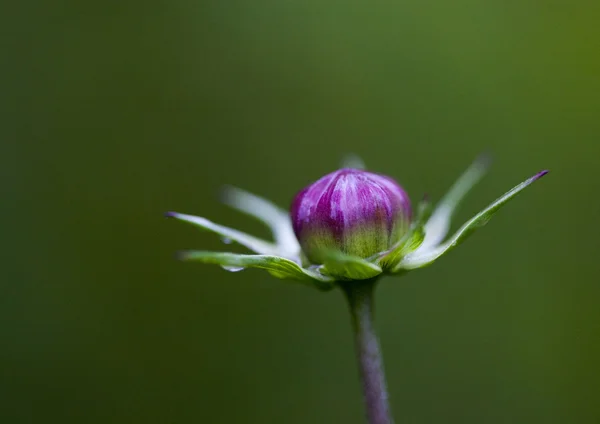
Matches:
[341,279,394,424]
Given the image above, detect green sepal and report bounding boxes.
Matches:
[318,250,383,281]
[398,170,549,270]
[377,196,431,271]
[179,251,335,290]
[221,186,301,258]
[165,212,280,256]
[419,154,490,251]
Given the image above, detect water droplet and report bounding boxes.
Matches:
[222,266,245,272]
[221,237,233,244]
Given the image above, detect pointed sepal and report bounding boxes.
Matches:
[178,251,335,290]
[165,212,280,256]
[398,170,549,270]
[418,154,491,252]
[221,186,301,259]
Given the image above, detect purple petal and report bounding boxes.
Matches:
[290,168,411,263]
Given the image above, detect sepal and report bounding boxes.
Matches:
[165,212,280,255]
[221,186,301,259]
[377,196,432,271]
[178,251,335,290]
[318,250,383,281]
[398,170,549,270]
[418,154,490,252]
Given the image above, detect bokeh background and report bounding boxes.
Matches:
[3,1,600,423]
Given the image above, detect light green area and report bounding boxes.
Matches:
[3,1,599,423]
[319,250,383,281]
[300,223,391,264]
[379,196,432,270]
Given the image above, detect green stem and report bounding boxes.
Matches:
[341,279,394,424]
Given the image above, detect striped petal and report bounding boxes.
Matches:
[291,168,411,264]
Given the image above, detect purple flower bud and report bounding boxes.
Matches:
[291,168,412,264]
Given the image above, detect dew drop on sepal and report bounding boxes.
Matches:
[222,266,245,272]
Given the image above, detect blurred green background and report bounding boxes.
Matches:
[2,0,600,423]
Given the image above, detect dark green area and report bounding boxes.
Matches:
[2,1,599,423]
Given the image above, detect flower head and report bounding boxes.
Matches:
[166,155,548,290]
[291,168,411,264]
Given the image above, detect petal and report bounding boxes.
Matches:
[165,212,280,256]
[178,251,335,290]
[221,186,301,258]
[291,168,411,263]
[417,154,491,252]
[319,250,383,281]
[397,170,549,270]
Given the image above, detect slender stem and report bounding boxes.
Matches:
[341,279,394,424]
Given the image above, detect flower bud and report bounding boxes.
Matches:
[291,168,412,264]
